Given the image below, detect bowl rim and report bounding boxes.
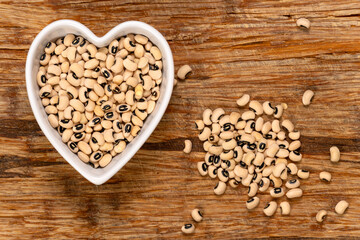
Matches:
[26,19,174,185]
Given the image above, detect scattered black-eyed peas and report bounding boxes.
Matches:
[177,65,192,80]
[330,146,340,162]
[335,200,349,215]
[181,223,195,234]
[246,197,260,210]
[319,171,331,182]
[296,18,311,29]
[316,210,327,223]
[37,34,163,168]
[264,201,277,217]
[280,201,291,215]
[302,89,314,106]
[191,209,203,222]
[183,139,192,153]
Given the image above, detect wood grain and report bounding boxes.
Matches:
[0,0,360,239]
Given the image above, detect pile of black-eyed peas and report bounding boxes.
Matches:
[37,33,163,168]
[189,94,349,222]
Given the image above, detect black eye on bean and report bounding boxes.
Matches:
[75,133,83,139]
[113,87,121,94]
[40,53,46,61]
[223,123,231,131]
[265,134,272,139]
[125,124,132,133]
[240,161,247,168]
[202,163,208,172]
[91,137,98,144]
[58,126,66,133]
[94,152,102,160]
[105,112,114,119]
[248,143,256,150]
[213,155,220,164]
[111,46,118,54]
[129,41,136,47]
[94,67,100,72]
[69,142,77,150]
[45,42,51,48]
[103,70,110,78]
[259,143,266,150]
[61,119,70,123]
[80,39,86,47]
[250,122,255,129]
[72,37,80,45]
[93,117,101,125]
[72,72,78,79]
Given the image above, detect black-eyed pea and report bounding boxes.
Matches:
[289,140,301,151]
[297,169,310,179]
[241,174,253,187]
[277,131,286,140]
[48,114,58,128]
[254,117,264,132]
[316,210,327,223]
[235,120,246,130]
[266,143,279,158]
[45,105,58,114]
[273,163,286,178]
[62,129,73,143]
[54,44,66,55]
[289,150,302,162]
[37,70,47,87]
[246,197,260,210]
[211,108,225,123]
[181,223,195,234]
[40,53,50,65]
[194,120,205,131]
[113,140,126,154]
[39,85,52,98]
[90,151,103,163]
[264,201,277,217]
[264,157,276,166]
[66,85,78,99]
[218,168,229,182]
[94,105,104,117]
[131,125,141,136]
[249,100,263,115]
[248,164,255,174]
[271,120,281,133]
[77,141,91,155]
[259,177,270,192]
[233,146,243,163]
[236,94,250,106]
[261,121,272,135]
[244,120,255,134]
[57,95,69,111]
[99,142,113,152]
[281,119,294,132]
[319,171,331,182]
[78,151,90,163]
[63,106,73,119]
[123,37,136,52]
[45,41,56,54]
[270,187,285,198]
[197,161,208,176]
[330,146,340,162]
[263,101,274,115]
[73,123,85,133]
[63,34,75,46]
[274,104,284,118]
[103,129,115,143]
[286,179,300,189]
[286,188,303,199]
[67,141,79,153]
[335,200,349,215]
[97,153,111,167]
[257,138,267,153]
[276,149,289,158]
[248,182,258,197]
[222,139,237,150]
[59,119,73,129]
[302,89,314,106]
[71,36,82,47]
[60,62,70,73]
[288,131,301,140]
[287,163,298,175]
[220,150,233,161]
[123,123,133,138]
[234,165,248,179]
[280,202,291,215]
[269,174,282,188]
[125,90,135,105]
[69,99,85,112]
[42,97,50,107]
[213,180,226,195]
[198,127,211,141]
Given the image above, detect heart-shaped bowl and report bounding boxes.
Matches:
[26,20,174,185]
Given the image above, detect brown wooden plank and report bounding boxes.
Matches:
[0,0,359,239]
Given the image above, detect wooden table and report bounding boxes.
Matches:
[1,0,359,239]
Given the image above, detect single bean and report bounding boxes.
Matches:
[335,200,349,215]
[319,171,331,182]
[297,169,310,179]
[246,197,260,210]
[302,89,314,106]
[264,201,277,217]
[214,181,226,195]
[177,65,192,80]
[297,18,311,29]
[330,146,340,162]
[280,202,291,215]
[286,188,303,199]
[183,140,192,153]
[237,94,250,106]
[181,223,195,234]
[316,210,327,223]
[191,208,203,222]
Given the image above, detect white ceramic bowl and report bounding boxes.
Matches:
[26,20,174,185]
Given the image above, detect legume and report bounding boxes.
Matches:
[280,201,291,215]
[181,223,195,234]
[183,140,192,153]
[335,200,349,215]
[264,201,277,217]
[191,208,203,222]
[296,18,311,29]
[37,34,163,168]
[316,210,327,223]
[330,146,340,162]
[319,171,331,182]
[177,65,192,80]
[302,89,314,106]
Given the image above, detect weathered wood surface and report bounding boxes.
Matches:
[0,0,360,239]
